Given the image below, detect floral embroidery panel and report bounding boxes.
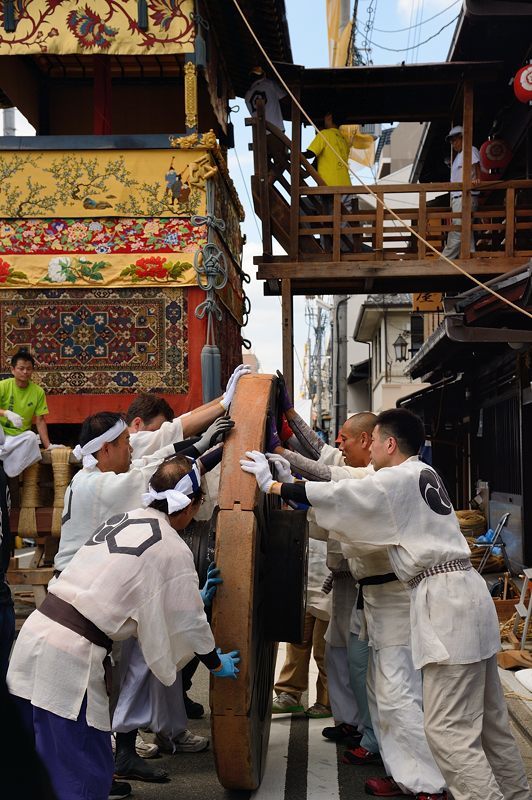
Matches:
[0,0,195,56]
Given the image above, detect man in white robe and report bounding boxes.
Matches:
[8,456,239,800]
[53,411,228,782]
[242,408,531,800]
[269,408,445,798]
[127,364,250,460]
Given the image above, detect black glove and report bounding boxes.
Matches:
[195,416,235,455]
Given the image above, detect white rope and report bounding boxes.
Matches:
[231,0,532,322]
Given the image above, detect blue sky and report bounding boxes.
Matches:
[230,0,458,388]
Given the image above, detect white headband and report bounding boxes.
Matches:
[142,462,202,514]
[73,419,127,468]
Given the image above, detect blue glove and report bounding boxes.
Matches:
[200,562,223,607]
[211,648,240,679]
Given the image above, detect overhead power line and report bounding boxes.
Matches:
[229,0,532,324]
[373,0,460,34]
[357,14,459,54]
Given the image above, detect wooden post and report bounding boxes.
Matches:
[418,190,427,258]
[281,279,294,399]
[375,194,384,259]
[505,187,515,256]
[332,192,341,262]
[460,80,474,259]
[290,90,301,260]
[255,99,272,255]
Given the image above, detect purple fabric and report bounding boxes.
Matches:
[14,695,113,800]
[276,371,293,412]
[266,415,282,453]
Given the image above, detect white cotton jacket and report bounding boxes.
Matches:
[309,444,410,649]
[305,456,501,668]
[130,415,185,459]
[8,508,215,731]
[54,448,176,573]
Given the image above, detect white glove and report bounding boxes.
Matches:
[240,450,274,493]
[221,364,251,411]
[47,444,66,450]
[4,410,23,428]
[265,452,294,483]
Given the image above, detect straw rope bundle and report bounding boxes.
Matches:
[17,461,41,538]
[456,509,486,538]
[51,447,74,536]
[500,612,532,642]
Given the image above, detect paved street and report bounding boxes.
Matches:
[117,648,532,800]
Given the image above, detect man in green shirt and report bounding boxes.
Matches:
[0,350,54,477]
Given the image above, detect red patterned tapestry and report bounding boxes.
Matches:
[0,288,188,395]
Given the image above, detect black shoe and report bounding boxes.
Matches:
[114,752,169,783]
[115,730,169,783]
[109,780,132,799]
[322,722,360,743]
[184,692,205,719]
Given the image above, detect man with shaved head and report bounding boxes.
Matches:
[265,395,447,799]
[244,408,531,800]
[266,400,379,756]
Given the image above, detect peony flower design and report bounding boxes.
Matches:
[48,257,71,282]
[44,256,109,284]
[67,6,119,50]
[0,258,28,285]
[120,256,189,283]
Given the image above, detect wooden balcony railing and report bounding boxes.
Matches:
[295,180,532,262]
[248,108,532,269]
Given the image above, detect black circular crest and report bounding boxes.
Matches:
[419,468,452,516]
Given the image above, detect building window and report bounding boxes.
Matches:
[410,314,424,356]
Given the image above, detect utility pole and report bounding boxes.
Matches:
[333,295,349,436]
[305,296,333,435]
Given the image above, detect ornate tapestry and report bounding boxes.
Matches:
[0,288,189,394]
[0,0,195,55]
[0,218,207,288]
[0,150,209,218]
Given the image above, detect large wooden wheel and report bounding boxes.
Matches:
[210,373,307,790]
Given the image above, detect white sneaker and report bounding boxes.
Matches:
[271,692,304,713]
[155,729,209,753]
[135,733,159,759]
[111,733,159,759]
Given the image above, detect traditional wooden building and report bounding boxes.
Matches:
[0,0,292,429]
[249,2,532,395]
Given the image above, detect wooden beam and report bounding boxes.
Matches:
[460,80,474,259]
[281,279,294,399]
[257,257,521,281]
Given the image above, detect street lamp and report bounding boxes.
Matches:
[393,333,408,362]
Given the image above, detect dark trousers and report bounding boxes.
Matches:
[0,600,15,681]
